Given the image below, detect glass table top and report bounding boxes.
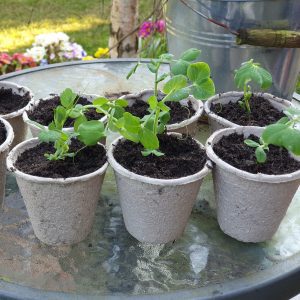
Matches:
[0,60,300,299]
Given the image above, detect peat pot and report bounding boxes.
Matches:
[206,126,300,243]
[204,92,292,133]
[7,138,108,245]
[108,132,210,244]
[121,89,204,136]
[23,93,107,138]
[0,81,33,147]
[0,117,14,209]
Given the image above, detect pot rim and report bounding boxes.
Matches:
[206,126,300,183]
[23,92,107,132]
[0,117,14,153]
[120,88,204,130]
[204,91,292,128]
[108,132,210,186]
[7,138,108,184]
[0,81,34,119]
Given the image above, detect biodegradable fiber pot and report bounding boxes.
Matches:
[204,92,291,133]
[108,133,210,244]
[121,89,204,136]
[0,81,33,147]
[0,118,14,209]
[23,93,107,138]
[206,126,300,243]
[7,138,108,245]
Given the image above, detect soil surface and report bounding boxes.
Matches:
[125,100,196,124]
[15,139,107,178]
[0,88,31,114]
[113,134,206,179]
[213,133,300,175]
[104,91,130,99]
[0,121,7,145]
[28,95,104,127]
[211,95,285,126]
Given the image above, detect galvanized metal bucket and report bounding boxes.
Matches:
[166,0,300,99]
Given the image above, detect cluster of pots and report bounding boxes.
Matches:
[0,81,299,246]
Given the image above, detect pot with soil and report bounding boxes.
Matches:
[0,117,14,209]
[7,138,108,245]
[121,89,203,136]
[204,59,292,133]
[23,93,107,137]
[108,132,210,244]
[0,81,33,147]
[204,91,291,132]
[206,126,300,243]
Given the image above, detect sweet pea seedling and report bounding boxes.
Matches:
[123,48,215,156]
[234,59,272,114]
[30,88,105,160]
[245,107,300,163]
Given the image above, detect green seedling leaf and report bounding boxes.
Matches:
[234,59,272,90]
[262,123,289,146]
[159,111,171,125]
[126,62,140,79]
[164,87,190,102]
[191,78,215,99]
[148,95,158,110]
[39,130,61,143]
[170,59,189,76]
[255,147,267,163]
[115,99,128,107]
[141,149,164,157]
[277,117,289,124]
[60,88,77,109]
[187,62,210,83]
[119,128,140,143]
[74,114,87,131]
[147,61,158,73]
[139,127,159,150]
[156,73,169,84]
[123,112,141,134]
[159,53,174,61]
[163,75,187,94]
[280,127,300,155]
[180,48,201,62]
[284,107,300,116]
[93,97,109,106]
[244,139,261,148]
[78,120,105,146]
[157,101,170,112]
[54,106,67,129]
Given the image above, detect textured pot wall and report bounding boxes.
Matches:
[206,126,300,243]
[204,92,292,133]
[114,174,205,243]
[7,139,108,245]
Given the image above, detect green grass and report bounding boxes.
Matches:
[0,0,152,56]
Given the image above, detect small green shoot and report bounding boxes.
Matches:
[244,107,300,163]
[234,59,272,113]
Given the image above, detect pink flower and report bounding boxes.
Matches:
[155,20,165,33]
[138,21,154,38]
[0,53,12,64]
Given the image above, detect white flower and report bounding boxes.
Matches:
[25,46,46,62]
[34,32,70,47]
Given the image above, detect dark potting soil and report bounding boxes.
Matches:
[28,95,104,127]
[0,88,31,114]
[211,95,285,126]
[113,134,206,179]
[125,100,196,124]
[14,139,107,178]
[104,91,130,99]
[0,121,7,146]
[213,133,300,175]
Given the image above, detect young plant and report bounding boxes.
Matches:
[234,59,272,113]
[245,107,300,163]
[120,48,215,156]
[31,88,105,160]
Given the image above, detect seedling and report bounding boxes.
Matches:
[121,48,215,156]
[234,59,272,113]
[245,107,300,163]
[31,88,105,160]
